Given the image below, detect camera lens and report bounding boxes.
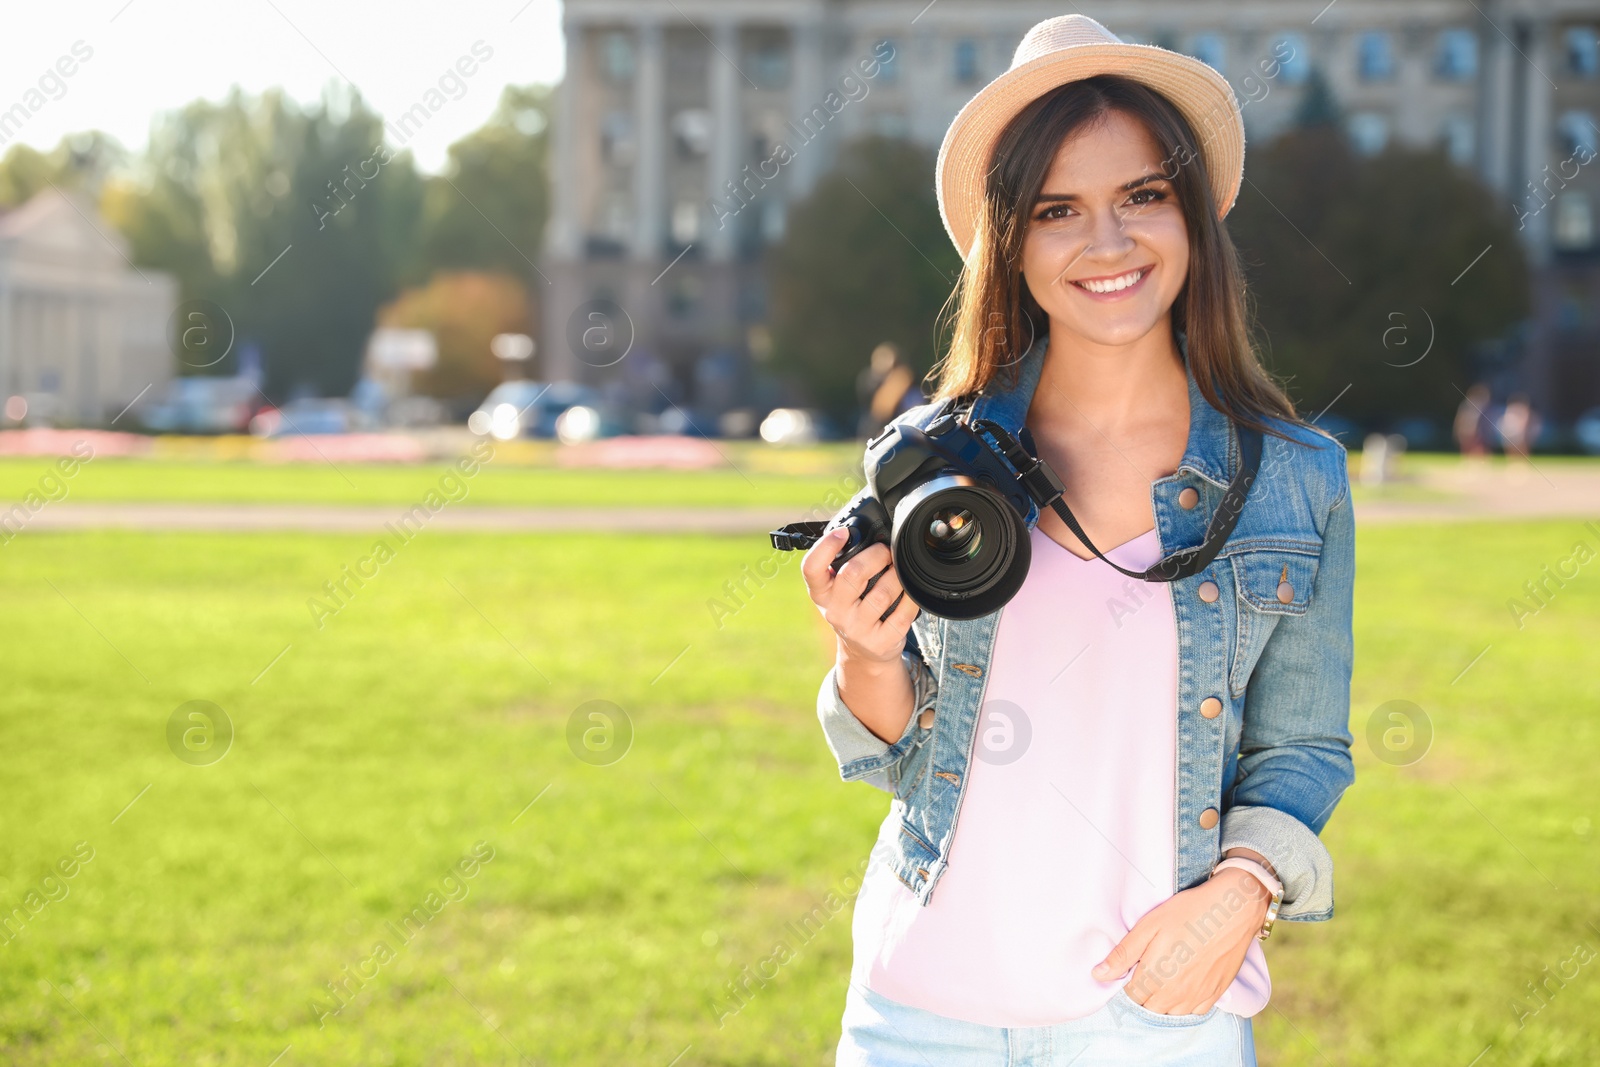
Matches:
[924,508,981,563]
[891,475,1029,620]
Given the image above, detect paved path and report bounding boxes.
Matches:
[1349,464,1599,524]
[9,466,1597,533]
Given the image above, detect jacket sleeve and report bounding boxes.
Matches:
[1220,453,1356,921]
[816,638,939,794]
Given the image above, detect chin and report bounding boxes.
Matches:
[1050,312,1168,348]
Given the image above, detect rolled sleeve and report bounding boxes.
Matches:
[816,649,938,794]
[1220,804,1335,920]
[1224,459,1356,921]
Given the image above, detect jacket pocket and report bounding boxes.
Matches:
[1227,543,1322,699]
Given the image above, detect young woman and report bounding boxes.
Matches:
[799,16,1356,1067]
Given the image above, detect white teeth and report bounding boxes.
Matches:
[1076,269,1145,293]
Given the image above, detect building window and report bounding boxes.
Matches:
[600,31,634,83]
[1434,28,1478,80]
[1272,33,1310,83]
[670,108,712,158]
[601,191,631,242]
[671,200,700,245]
[761,200,786,243]
[749,36,790,89]
[1190,33,1226,73]
[601,110,635,165]
[1554,192,1595,249]
[667,274,703,319]
[954,39,980,85]
[1441,113,1475,167]
[1557,110,1599,160]
[1357,30,1395,81]
[1348,111,1389,155]
[1567,26,1599,78]
[875,39,900,83]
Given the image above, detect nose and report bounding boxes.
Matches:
[1083,203,1136,263]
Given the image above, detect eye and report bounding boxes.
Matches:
[1035,203,1075,221]
[1127,187,1168,206]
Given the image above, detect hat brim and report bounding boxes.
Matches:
[936,43,1245,261]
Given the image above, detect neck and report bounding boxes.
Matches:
[1031,319,1187,430]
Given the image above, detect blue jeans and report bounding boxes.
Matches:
[836,982,1258,1067]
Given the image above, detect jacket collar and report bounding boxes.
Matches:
[965,328,1241,489]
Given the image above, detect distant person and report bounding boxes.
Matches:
[1499,393,1540,461]
[856,342,915,439]
[1453,382,1492,460]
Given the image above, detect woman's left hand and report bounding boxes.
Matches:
[1090,868,1271,1015]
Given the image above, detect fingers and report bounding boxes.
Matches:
[832,542,892,601]
[856,556,905,618]
[1093,921,1154,982]
[885,586,921,631]
[799,527,847,591]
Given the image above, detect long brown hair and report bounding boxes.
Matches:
[928,75,1307,442]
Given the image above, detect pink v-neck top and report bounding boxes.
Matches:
[849,524,1271,1026]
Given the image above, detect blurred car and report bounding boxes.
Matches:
[759,407,821,445]
[254,398,372,437]
[467,380,624,440]
[1575,408,1600,454]
[1389,417,1442,451]
[141,376,260,433]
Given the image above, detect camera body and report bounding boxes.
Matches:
[818,412,1035,620]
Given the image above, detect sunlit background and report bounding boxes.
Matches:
[1,2,1597,1065]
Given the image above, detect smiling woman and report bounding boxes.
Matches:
[802,14,1357,1067]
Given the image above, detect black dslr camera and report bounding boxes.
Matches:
[771,399,1263,620]
[770,407,1063,620]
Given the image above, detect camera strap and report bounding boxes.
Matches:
[971,417,1263,584]
[770,520,828,551]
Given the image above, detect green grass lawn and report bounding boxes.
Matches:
[0,505,1596,1062]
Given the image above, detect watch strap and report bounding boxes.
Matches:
[1211,856,1284,940]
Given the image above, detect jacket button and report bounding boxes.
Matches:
[1197,580,1220,603]
[1198,807,1219,829]
[1277,580,1294,604]
[1200,697,1223,718]
[1178,487,1200,509]
[918,708,935,729]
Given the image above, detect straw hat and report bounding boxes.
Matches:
[935,14,1245,260]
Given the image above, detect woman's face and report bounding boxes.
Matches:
[1019,108,1190,350]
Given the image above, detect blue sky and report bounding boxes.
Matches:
[2,0,566,174]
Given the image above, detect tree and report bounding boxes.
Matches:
[1293,66,1342,129]
[417,84,553,284]
[1226,125,1529,428]
[375,272,532,404]
[0,132,127,208]
[106,86,425,399]
[767,135,963,424]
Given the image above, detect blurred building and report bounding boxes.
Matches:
[0,187,177,425]
[545,0,1600,421]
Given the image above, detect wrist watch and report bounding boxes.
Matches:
[1211,856,1284,940]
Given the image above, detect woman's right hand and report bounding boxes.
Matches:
[799,528,922,664]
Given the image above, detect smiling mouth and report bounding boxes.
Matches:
[1070,267,1150,294]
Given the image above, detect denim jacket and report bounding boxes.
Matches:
[815,332,1356,922]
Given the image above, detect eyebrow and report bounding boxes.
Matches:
[1034,173,1170,203]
